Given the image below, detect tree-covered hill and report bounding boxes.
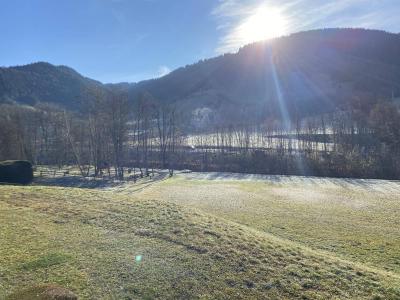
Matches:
[0,62,103,109]
[2,28,400,123]
[128,28,400,123]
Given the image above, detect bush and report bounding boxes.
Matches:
[0,160,33,184]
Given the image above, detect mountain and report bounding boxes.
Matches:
[2,28,400,124]
[0,62,103,109]
[127,28,400,124]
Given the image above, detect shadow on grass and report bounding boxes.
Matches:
[183,171,400,192]
[6,284,77,300]
[32,171,170,191]
[20,253,71,271]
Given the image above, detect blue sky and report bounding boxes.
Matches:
[1,0,399,83]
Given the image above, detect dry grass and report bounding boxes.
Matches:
[150,175,400,275]
[0,176,399,299]
[6,284,77,300]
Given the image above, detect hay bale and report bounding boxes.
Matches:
[6,284,78,300]
[0,160,33,184]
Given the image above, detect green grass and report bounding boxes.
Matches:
[6,284,77,300]
[152,176,400,275]
[0,179,399,299]
[20,253,71,271]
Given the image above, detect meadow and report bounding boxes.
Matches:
[0,172,399,299]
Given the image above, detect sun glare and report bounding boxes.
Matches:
[238,6,287,45]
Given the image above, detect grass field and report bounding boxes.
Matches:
[0,173,399,299]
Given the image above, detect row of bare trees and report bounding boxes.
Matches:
[0,94,399,179]
[180,98,400,178]
[0,90,181,179]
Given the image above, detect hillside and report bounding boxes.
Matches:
[129,28,400,124]
[2,29,400,123]
[1,175,400,299]
[0,62,103,109]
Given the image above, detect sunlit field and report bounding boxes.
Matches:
[2,0,400,299]
[148,173,400,274]
[1,173,399,299]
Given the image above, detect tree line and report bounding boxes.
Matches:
[0,92,399,179]
[0,90,180,179]
[184,96,400,179]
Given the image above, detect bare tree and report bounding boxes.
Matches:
[106,91,130,179]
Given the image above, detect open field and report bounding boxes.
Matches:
[0,173,400,299]
[146,173,400,274]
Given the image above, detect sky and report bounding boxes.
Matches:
[0,0,399,83]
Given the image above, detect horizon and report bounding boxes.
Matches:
[2,27,398,85]
[1,0,399,83]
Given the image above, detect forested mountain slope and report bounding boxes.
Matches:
[2,29,400,123]
[0,62,103,109]
[128,28,400,123]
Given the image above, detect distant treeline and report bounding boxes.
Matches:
[0,90,399,179]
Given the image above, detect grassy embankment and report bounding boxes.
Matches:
[0,175,399,299]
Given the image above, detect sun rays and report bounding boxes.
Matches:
[237,6,288,45]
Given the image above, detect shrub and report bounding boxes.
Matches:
[0,160,33,184]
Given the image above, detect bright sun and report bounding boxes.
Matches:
[238,6,287,44]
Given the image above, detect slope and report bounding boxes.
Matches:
[0,62,104,109]
[147,173,400,275]
[1,184,399,299]
[129,28,400,124]
[2,29,400,125]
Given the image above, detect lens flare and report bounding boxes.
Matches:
[237,6,288,44]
